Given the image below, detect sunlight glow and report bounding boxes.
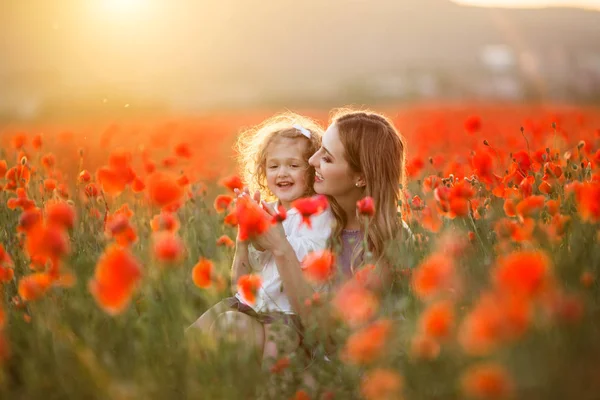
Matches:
[452,0,600,10]
[101,0,148,15]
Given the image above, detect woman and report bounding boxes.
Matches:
[253,108,407,329]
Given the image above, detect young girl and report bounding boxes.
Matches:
[188,113,332,365]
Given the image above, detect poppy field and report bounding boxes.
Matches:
[0,103,599,399]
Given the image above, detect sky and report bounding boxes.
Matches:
[1,0,599,113]
[453,0,600,9]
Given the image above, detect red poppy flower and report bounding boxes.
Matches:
[410,334,441,361]
[464,115,482,133]
[30,134,42,150]
[0,266,14,283]
[575,182,600,223]
[220,175,244,192]
[25,223,71,266]
[333,281,379,326]
[85,183,100,198]
[503,198,516,217]
[411,195,424,210]
[152,232,185,264]
[357,196,375,217]
[237,274,262,304]
[406,157,425,178]
[419,300,454,339]
[176,175,190,186]
[361,368,403,400]
[174,142,192,159]
[45,201,76,230]
[411,253,456,300]
[301,250,336,283]
[272,204,287,223]
[213,194,233,213]
[18,273,52,301]
[89,245,143,315]
[96,149,136,196]
[223,210,238,227]
[41,153,55,170]
[461,363,514,400]
[493,251,551,300]
[234,197,270,241]
[291,195,328,228]
[216,235,235,248]
[150,212,180,233]
[270,356,291,374]
[545,199,560,216]
[516,195,545,220]
[147,172,184,208]
[342,319,392,365]
[106,214,138,247]
[144,161,156,174]
[7,188,35,211]
[132,176,145,193]
[471,151,494,182]
[0,245,13,269]
[354,264,382,289]
[192,258,213,288]
[78,169,92,183]
[97,166,128,196]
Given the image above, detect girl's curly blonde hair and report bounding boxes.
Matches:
[235,112,323,202]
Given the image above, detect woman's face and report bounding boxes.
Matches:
[308,123,361,198]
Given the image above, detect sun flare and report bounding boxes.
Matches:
[101,0,148,15]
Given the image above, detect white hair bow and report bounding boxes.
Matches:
[292,124,311,139]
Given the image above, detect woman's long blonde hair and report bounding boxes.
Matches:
[235,112,323,202]
[328,108,407,264]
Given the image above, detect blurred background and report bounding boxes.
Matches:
[1,0,599,122]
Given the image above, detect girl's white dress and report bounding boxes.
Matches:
[235,203,332,314]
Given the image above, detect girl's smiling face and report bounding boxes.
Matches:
[265,136,310,208]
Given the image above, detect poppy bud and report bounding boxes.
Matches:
[357,196,375,217]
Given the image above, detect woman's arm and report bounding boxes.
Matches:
[246,218,310,317]
[252,209,336,352]
[270,239,313,321]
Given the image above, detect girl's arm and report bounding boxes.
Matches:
[230,240,250,295]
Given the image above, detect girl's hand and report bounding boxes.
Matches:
[233,187,261,204]
[251,200,287,253]
[233,187,276,252]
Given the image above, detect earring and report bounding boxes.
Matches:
[355,182,360,187]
